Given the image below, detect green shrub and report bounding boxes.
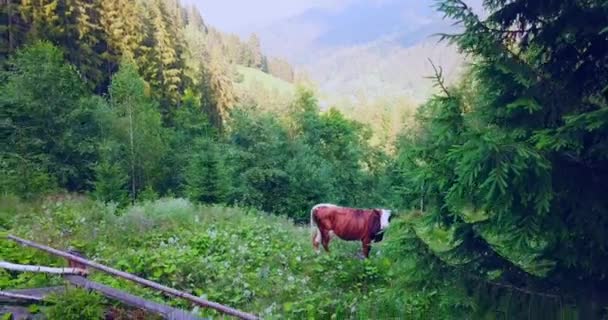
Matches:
[43,288,106,320]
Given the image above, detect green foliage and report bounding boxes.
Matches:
[164,91,215,194]
[378,0,608,317]
[184,139,230,204]
[0,41,97,195]
[103,61,168,201]
[2,0,291,121]
[43,288,106,320]
[0,154,58,199]
[291,89,383,207]
[92,159,129,205]
[92,140,129,206]
[2,196,398,319]
[226,89,387,222]
[4,0,607,318]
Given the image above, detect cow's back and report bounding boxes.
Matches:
[313,206,376,241]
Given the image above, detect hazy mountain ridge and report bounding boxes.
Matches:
[310,37,465,104]
[249,0,477,103]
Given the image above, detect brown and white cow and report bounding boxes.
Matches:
[310,204,392,258]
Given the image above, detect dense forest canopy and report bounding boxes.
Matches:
[1,0,608,319]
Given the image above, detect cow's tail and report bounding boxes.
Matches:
[311,204,337,251]
[310,205,317,238]
[310,205,321,252]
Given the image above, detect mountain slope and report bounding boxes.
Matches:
[309,38,464,104]
[233,66,296,114]
[249,0,480,103]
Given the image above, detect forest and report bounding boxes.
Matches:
[1,0,608,319]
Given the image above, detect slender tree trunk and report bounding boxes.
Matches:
[128,105,136,202]
[7,0,14,53]
[8,2,12,52]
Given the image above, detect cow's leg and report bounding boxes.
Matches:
[321,230,331,253]
[312,228,321,253]
[361,239,372,258]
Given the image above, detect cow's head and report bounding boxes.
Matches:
[380,209,392,230]
[372,209,392,243]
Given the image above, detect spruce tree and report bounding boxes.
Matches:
[246,33,262,69]
[140,0,183,113]
[99,0,144,73]
[184,139,229,204]
[385,0,608,317]
[0,0,26,62]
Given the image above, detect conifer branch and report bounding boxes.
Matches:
[438,0,541,77]
[427,58,451,98]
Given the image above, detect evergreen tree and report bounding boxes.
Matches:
[384,0,608,317]
[99,0,144,73]
[161,88,214,194]
[184,138,230,204]
[140,0,183,112]
[206,59,236,130]
[183,4,205,31]
[0,0,26,62]
[18,0,107,88]
[246,33,262,69]
[18,0,62,42]
[67,0,107,89]
[93,140,129,205]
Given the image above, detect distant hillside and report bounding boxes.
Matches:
[235,66,295,95]
[308,38,465,104]
[247,0,480,104]
[233,66,296,114]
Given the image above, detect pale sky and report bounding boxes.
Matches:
[183,0,484,35]
[183,0,354,33]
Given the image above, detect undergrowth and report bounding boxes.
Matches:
[0,195,398,319]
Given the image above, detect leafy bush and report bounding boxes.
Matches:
[43,288,106,320]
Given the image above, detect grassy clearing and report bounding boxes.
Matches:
[235,66,295,96]
[0,195,396,319]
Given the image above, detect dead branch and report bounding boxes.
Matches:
[427,58,451,98]
[0,261,88,275]
[65,276,204,320]
[6,235,259,320]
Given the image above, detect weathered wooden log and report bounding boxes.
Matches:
[0,261,88,276]
[6,234,259,320]
[0,287,64,305]
[0,286,64,301]
[65,276,204,320]
[0,291,44,302]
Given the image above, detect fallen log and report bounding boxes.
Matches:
[0,281,204,320]
[0,287,64,306]
[0,261,88,276]
[0,291,44,302]
[6,234,259,320]
[65,276,204,320]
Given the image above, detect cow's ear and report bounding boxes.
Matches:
[373,209,382,216]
